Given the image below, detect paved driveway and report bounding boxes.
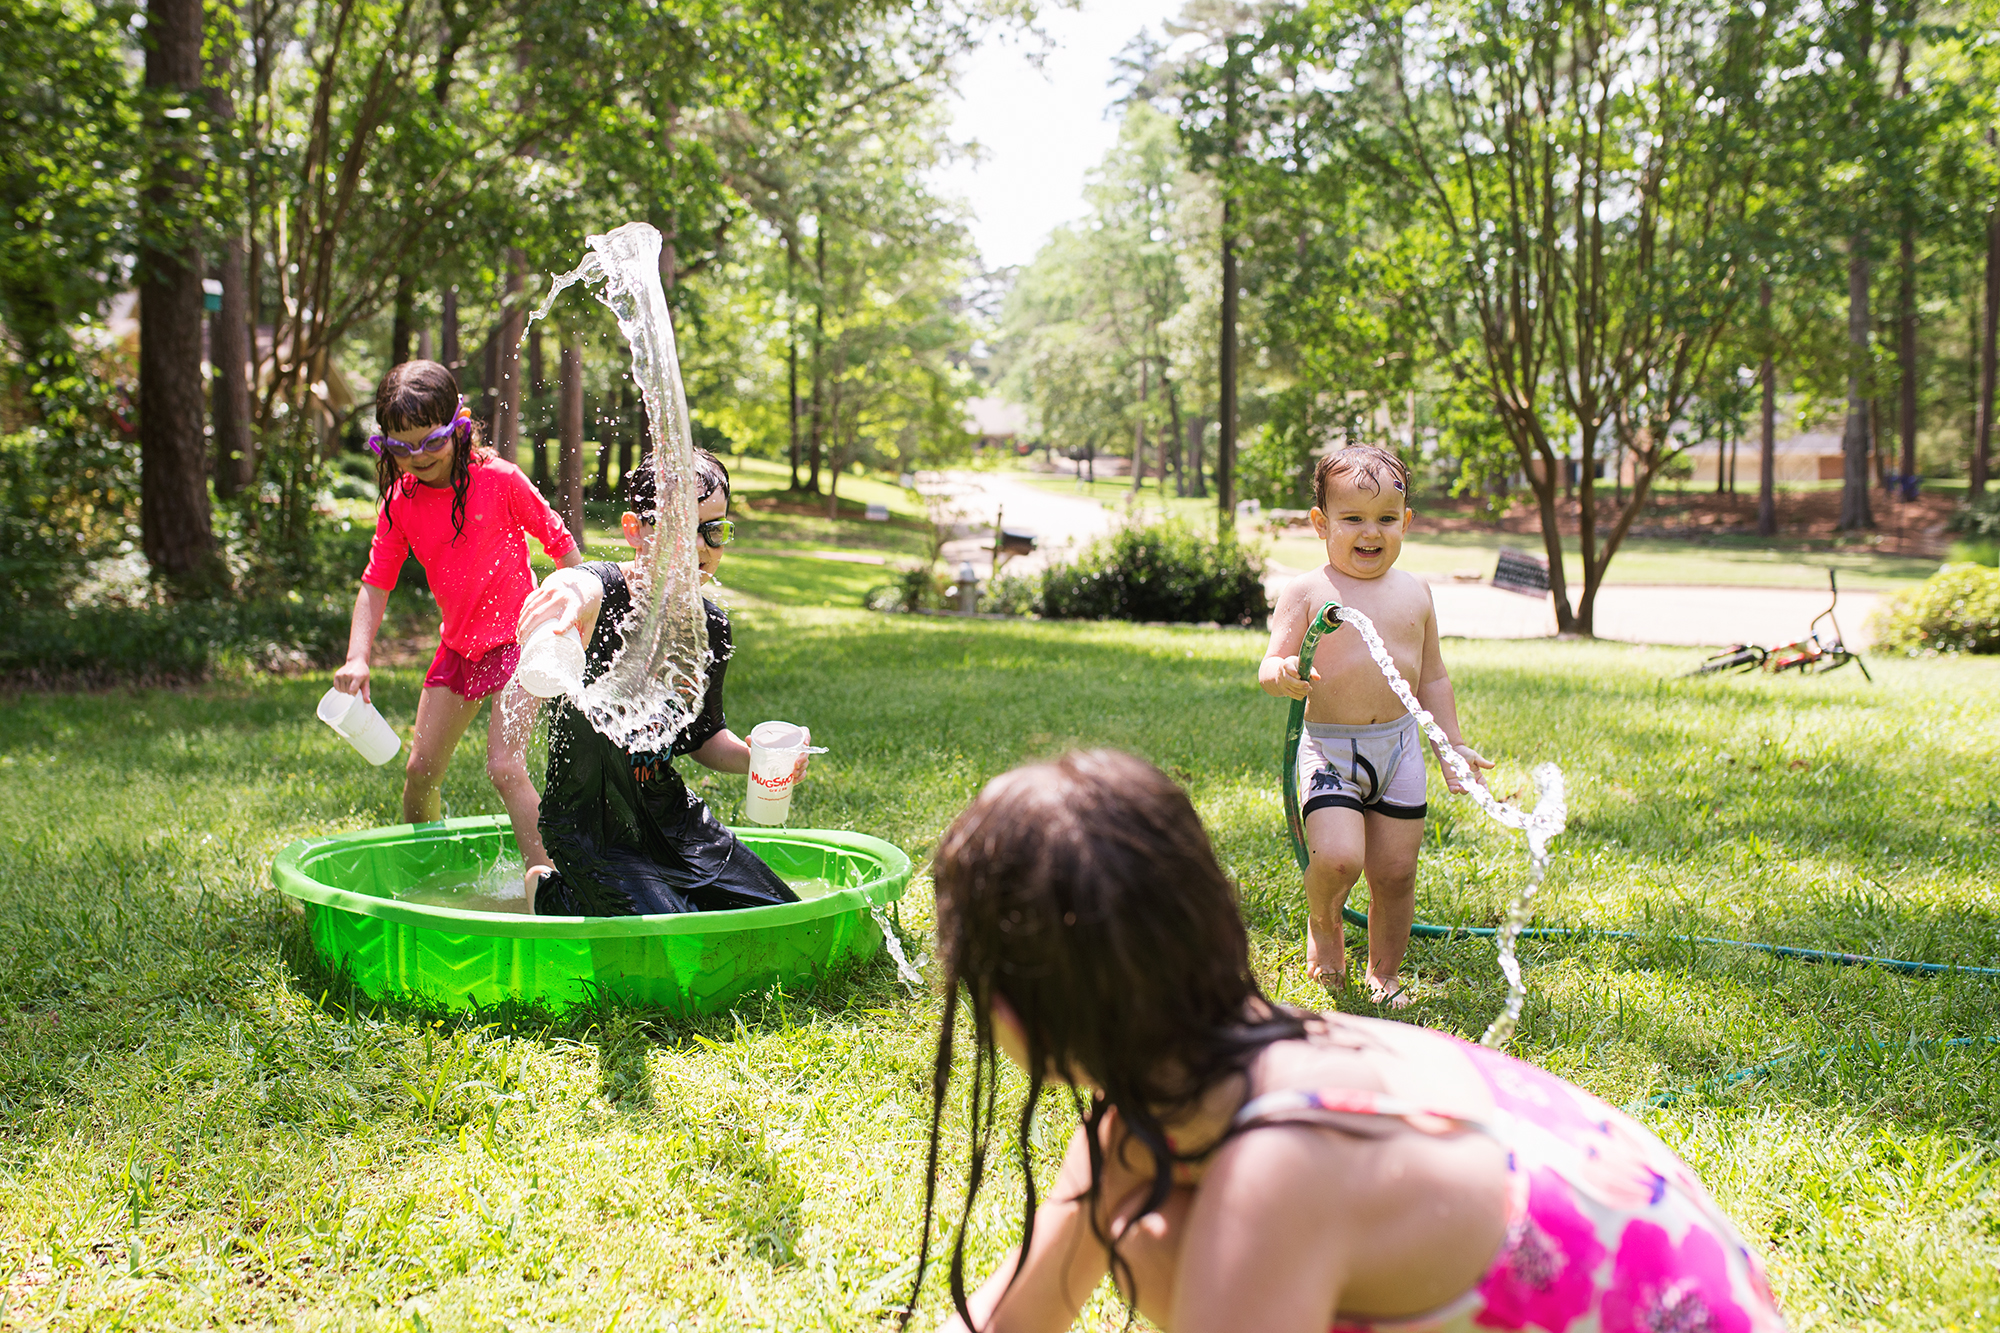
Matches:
[1270,563,1883,648]
[926,472,1886,649]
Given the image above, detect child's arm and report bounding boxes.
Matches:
[689,730,812,785]
[938,1115,1151,1333]
[339,509,410,701]
[504,463,585,568]
[1258,578,1318,700]
[517,566,606,645]
[688,730,751,776]
[334,583,391,701]
[1412,587,1493,793]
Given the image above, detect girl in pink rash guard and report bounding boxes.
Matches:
[332,360,582,880]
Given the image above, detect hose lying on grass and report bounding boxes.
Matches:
[1279,598,2000,1104]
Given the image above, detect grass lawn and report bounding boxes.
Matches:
[3,582,1998,1328]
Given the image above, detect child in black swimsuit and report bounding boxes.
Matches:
[515,450,801,916]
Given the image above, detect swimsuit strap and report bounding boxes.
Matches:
[1232,1087,1496,1141]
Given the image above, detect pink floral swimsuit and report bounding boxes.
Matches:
[1233,1036,1787,1333]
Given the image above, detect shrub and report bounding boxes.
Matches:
[1040,520,1269,625]
[1872,563,2000,655]
[982,569,1043,616]
[1946,492,2000,540]
[1,596,352,685]
[865,564,947,613]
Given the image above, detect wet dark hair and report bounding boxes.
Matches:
[909,751,1308,1328]
[373,359,491,544]
[622,447,730,523]
[1313,445,1410,510]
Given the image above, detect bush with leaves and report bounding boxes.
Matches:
[1040,520,1268,625]
[982,569,1044,617]
[1872,564,2000,655]
[3,596,352,685]
[865,564,948,613]
[1947,492,2000,540]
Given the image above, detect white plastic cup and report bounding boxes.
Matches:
[516,623,586,699]
[746,721,813,825]
[317,687,401,766]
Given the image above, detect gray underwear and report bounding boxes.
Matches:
[1297,714,1429,821]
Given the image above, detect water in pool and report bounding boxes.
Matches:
[391,860,839,914]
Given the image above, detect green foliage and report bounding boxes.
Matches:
[0,354,140,607]
[863,563,947,613]
[1233,418,1314,510]
[1947,491,2000,541]
[982,568,1043,617]
[1,595,350,684]
[0,0,139,367]
[1040,519,1268,625]
[1873,563,2000,655]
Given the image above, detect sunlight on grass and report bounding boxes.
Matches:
[1,614,1996,1329]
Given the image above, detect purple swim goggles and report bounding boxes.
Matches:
[366,398,473,458]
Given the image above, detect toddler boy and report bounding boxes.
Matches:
[1259,446,1492,1003]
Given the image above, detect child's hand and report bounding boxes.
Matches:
[333,658,371,702]
[518,580,587,643]
[1272,655,1319,700]
[1442,743,1494,793]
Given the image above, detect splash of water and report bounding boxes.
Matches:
[528,222,709,750]
[1334,605,1568,1047]
[872,905,925,989]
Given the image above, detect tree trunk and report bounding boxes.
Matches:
[1165,371,1185,496]
[391,274,414,366]
[481,328,500,437]
[1131,357,1149,496]
[558,334,585,545]
[1217,48,1239,533]
[1976,144,1998,499]
[1759,281,1777,536]
[528,323,547,490]
[495,252,525,463]
[206,27,252,499]
[210,230,253,498]
[138,0,218,587]
[1187,416,1207,497]
[1897,222,1918,491]
[593,399,613,499]
[1839,239,1875,529]
[1218,195,1237,532]
[616,384,634,496]
[807,224,826,494]
[788,238,802,491]
[442,288,460,372]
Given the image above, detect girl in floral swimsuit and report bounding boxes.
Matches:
[909,750,1786,1333]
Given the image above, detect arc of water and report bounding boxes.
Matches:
[527,223,710,751]
[1288,601,1568,1047]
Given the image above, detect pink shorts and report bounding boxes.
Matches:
[424,642,521,700]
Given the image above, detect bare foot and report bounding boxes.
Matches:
[1366,974,1413,1009]
[1305,921,1348,991]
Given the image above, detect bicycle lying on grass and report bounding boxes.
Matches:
[1685,570,1873,681]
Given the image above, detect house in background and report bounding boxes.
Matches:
[1525,429,1848,489]
[964,396,1029,454]
[1682,431,1847,485]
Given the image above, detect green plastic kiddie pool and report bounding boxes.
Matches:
[272,816,913,1015]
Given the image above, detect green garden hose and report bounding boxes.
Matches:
[1276,601,2000,1099]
